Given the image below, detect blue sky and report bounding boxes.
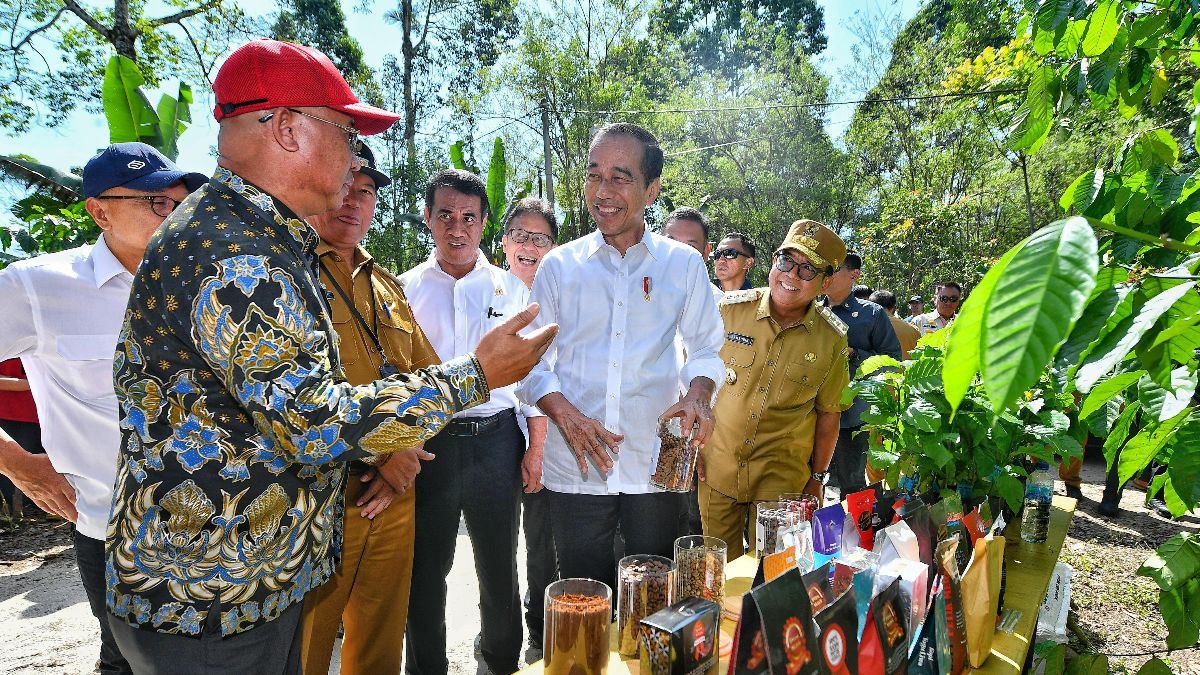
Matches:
[0,0,921,194]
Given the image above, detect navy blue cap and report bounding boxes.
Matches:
[82,142,208,198]
[354,142,391,188]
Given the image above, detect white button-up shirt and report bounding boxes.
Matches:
[518,229,724,494]
[0,236,130,540]
[400,250,542,421]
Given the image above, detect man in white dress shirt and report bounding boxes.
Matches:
[400,169,534,675]
[0,143,204,674]
[517,123,724,593]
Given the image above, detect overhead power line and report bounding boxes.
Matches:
[556,87,1026,116]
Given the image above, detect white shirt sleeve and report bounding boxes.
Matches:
[0,266,38,360]
[516,255,562,407]
[677,253,725,392]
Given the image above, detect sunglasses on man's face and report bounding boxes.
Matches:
[938,294,962,303]
[711,247,750,261]
[773,252,821,281]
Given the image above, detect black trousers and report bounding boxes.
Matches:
[406,411,523,675]
[546,490,682,596]
[107,594,303,674]
[830,424,869,495]
[522,488,557,644]
[74,531,132,674]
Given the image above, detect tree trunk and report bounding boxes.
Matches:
[1019,152,1036,234]
[111,0,136,60]
[401,0,417,213]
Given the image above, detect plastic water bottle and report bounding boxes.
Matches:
[1021,461,1054,544]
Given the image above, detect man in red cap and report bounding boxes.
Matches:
[103,39,557,674]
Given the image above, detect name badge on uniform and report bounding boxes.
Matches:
[726,332,754,346]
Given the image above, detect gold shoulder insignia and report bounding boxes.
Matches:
[818,304,848,336]
[719,288,764,306]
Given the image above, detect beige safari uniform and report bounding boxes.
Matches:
[699,287,850,558]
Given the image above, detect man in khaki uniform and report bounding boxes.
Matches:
[869,290,921,359]
[300,144,438,674]
[699,219,851,559]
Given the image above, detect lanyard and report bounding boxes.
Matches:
[318,258,392,368]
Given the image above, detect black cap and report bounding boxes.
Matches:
[354,142,391,188]
[82,142,206,198]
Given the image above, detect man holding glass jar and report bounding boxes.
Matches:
[698,219,851,559]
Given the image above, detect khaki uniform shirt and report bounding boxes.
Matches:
[703,289,851,502]
[316,243,439,386]
[889,314,921,359]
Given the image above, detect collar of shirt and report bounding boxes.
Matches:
[414,247,491,281]
[90,234,133,288]
[582,226,663,261]
[213,167,320,257]
[755,291,818,332]
[315,240,373,275]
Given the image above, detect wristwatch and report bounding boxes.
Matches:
[811,471,830,486]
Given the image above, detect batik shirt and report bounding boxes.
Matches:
[106,168,489,637]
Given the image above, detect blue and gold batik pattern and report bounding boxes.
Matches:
[106,169,489,637]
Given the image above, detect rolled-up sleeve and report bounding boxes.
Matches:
[516,256,562,406]
[678,255,725,390]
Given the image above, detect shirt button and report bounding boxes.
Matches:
[758,387,767,393]
[612,362,619,368]
[615,331,622,336]
[750,413,758,419]
[743,439,752,446]
[767,360,776,366]
[617,301,624,307]
[739,460,748,467]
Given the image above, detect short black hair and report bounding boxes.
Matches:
[870,290,897,310]
[505,196,559,242]
[424,169,490,221]
[937,281,963,294]
[590,122,664,186]
[665,207,709,240]
[853,284,873,300]
[719,232,757,258]
[841,252,863,271]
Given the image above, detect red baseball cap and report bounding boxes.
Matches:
[213,39,400,135]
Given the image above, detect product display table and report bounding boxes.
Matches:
[969,495,1076,674]
[521,496,1076,674]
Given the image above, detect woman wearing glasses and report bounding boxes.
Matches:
[711,232,757,292]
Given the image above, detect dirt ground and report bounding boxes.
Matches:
[1,453,1198,674]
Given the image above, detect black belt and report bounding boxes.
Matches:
[443,408,516,437]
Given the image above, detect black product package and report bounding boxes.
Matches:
[730,567,818,675]
[813,588,859,675]
[639,597,720,675]
[902,500,937,597]
[802,562,834,614]
[907,582,944,675]
[872,578,909,674]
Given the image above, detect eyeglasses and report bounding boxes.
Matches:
[711,247,751,261]
[507,228,554,248]
[773,252,821,281]
[94,195,181,218]
[260,108,360,150]
[938,295,962,303]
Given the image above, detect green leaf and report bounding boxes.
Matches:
[1035,0,1073,34]
[101,55,161,147]
[981,218,1099,413]
[1079,370,1144,419]
[1159,581,1200,649]
[1103,401,1140,470]
[1150,68,1169,106]
[1118,409,1190,487]
[1009,66,1057,152]
[1136,658,1174,675]
[903,398,941,432]
[943,240,1022,415]
[1060,167,1104,212]
[1076,281,1196,391]
[1080,0,1121,56]
[1139,367,1198,422]
[1065,654,1109,675]
[995,471,1026,512]
[486,136,507,225]
[1138,532,1200,591]
[1167,426,1200,510]
[857,354,902,378]
[449,141,466,170]
[155,81,192,162]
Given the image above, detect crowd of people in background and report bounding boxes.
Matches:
[0,36,1166,675]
